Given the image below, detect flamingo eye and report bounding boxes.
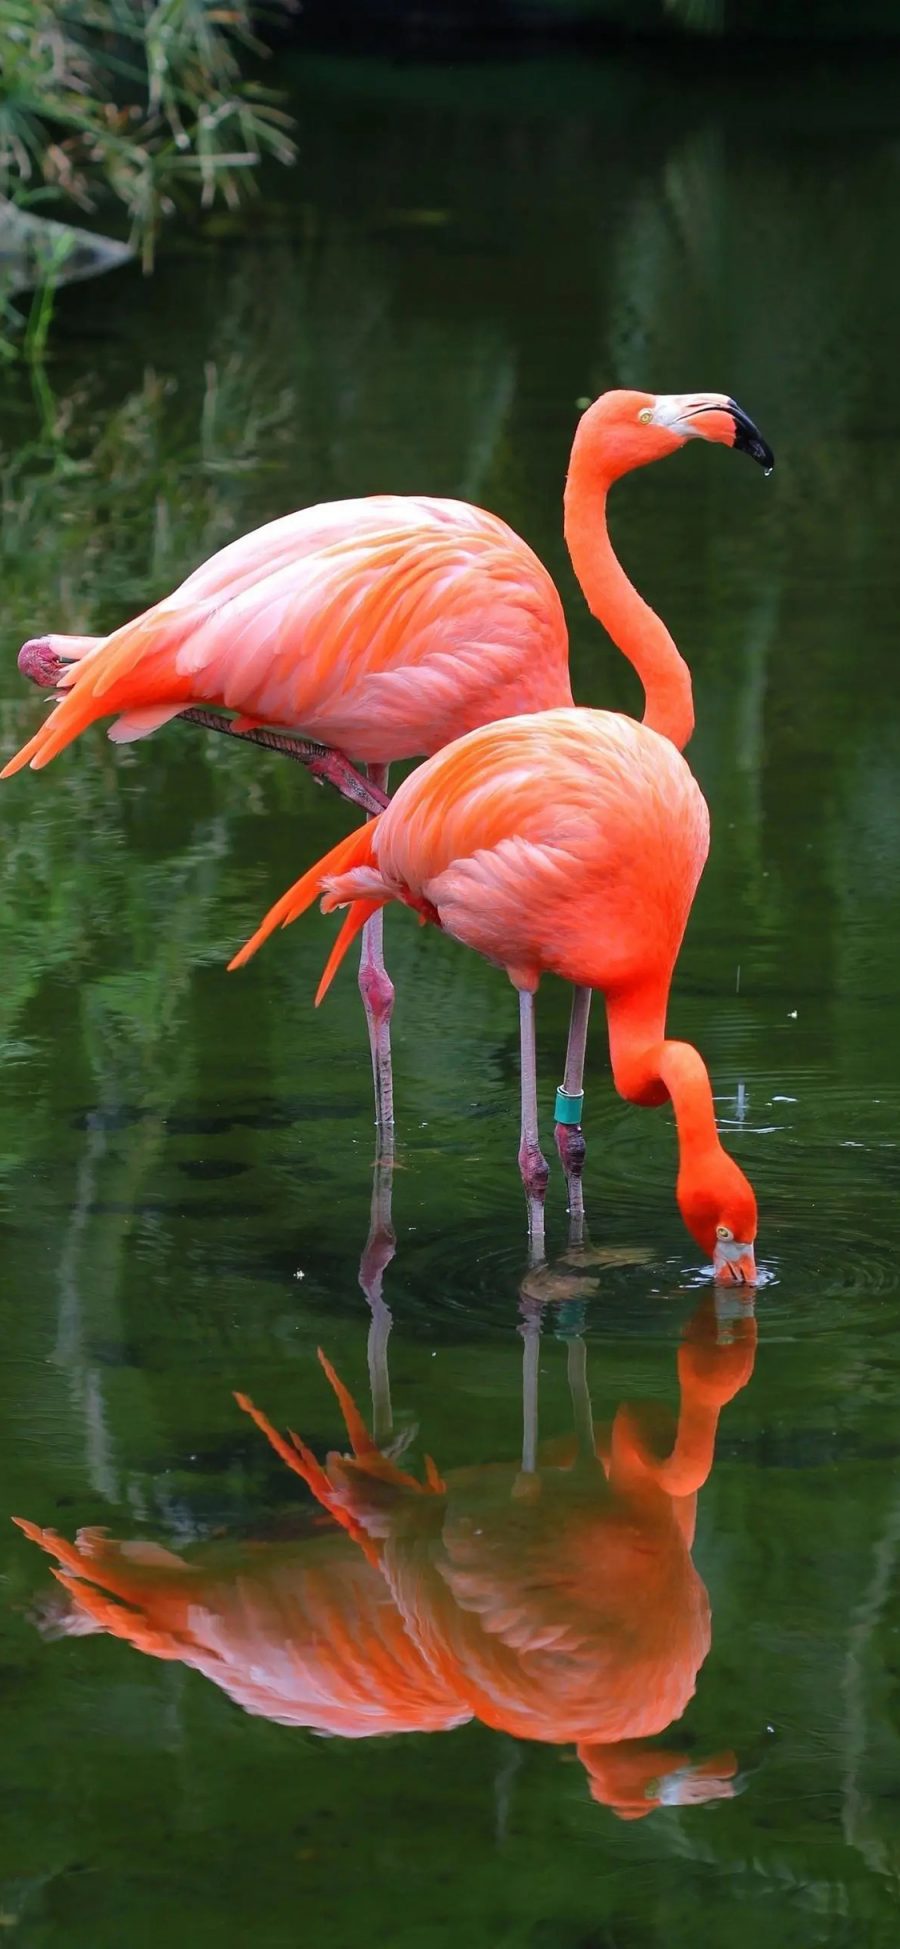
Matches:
[716,1224,734,1243]
[638,408,653,425]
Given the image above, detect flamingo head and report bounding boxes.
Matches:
[576,389,774,484]
[676,1147,758,1286]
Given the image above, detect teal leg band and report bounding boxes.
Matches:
[553,1298,588,1341]
[554,1087,584,1125]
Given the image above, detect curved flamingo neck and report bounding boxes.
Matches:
[563,441,694,751]
[605,989,721,1164]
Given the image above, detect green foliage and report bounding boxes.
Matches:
[0,1,296,342]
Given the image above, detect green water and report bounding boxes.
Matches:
[1,43,899,1948]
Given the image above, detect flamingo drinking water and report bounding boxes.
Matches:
[2,391,771,1173]
[229,706,759,1276]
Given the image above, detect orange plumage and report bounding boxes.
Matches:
[1,390,770,785]
[1,497,569,776]
[230,707,757,1270]
[232,707,706,991]
[2,389,771,1206]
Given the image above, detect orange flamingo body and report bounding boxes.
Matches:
[0,394,771,781]
[2,393,770,1128]
[0,497,570,772]
[231,707,757,1273]
[2,391,771,1189]
[0,494,570,1133]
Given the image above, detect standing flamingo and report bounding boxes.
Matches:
[229,707,758,1274]
[2,391,771,1163]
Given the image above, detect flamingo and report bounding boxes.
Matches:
[13,1290,755,1819]
[2,391,771,1165]
[228,706,759,1276]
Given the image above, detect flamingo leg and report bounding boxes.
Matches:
[518,989,549,1251]
[554,985,591,1237]
[358,1139,396,1448]
[358,764,395,1132]
[15,648,388,820]
[178,710,389,818]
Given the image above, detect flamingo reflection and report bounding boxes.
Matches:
[15,1266,755,1820]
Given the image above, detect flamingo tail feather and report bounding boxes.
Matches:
[227,819,380,973]
[1,607,192,778]
[315,899,383,1005]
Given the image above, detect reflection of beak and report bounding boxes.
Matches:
[713,1241,757,1286]
[655,1752,741,1808]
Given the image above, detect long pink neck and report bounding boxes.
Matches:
[564,440,694,751]
[605,987,721,1165]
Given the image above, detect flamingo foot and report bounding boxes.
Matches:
[14,637,390,818]
[305,745,389,816]
[177,710,388,817]
[518,1136,549,1252]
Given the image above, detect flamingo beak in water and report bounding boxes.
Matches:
[713,1240,758,1286]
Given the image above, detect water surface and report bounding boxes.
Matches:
[1,44,899,1948]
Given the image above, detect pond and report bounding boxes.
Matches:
[1,41,899,1949]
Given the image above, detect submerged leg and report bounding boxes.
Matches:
[554,985,591,1239]
[358,1138,396,1448]
[566,1335,597,1463]
[358,764,395,1132]
[518,989,549,1253]
[519,1300,542,1476]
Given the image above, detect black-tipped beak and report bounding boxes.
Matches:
[728,399,774,474]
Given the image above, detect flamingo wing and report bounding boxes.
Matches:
[3,496,569,776]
